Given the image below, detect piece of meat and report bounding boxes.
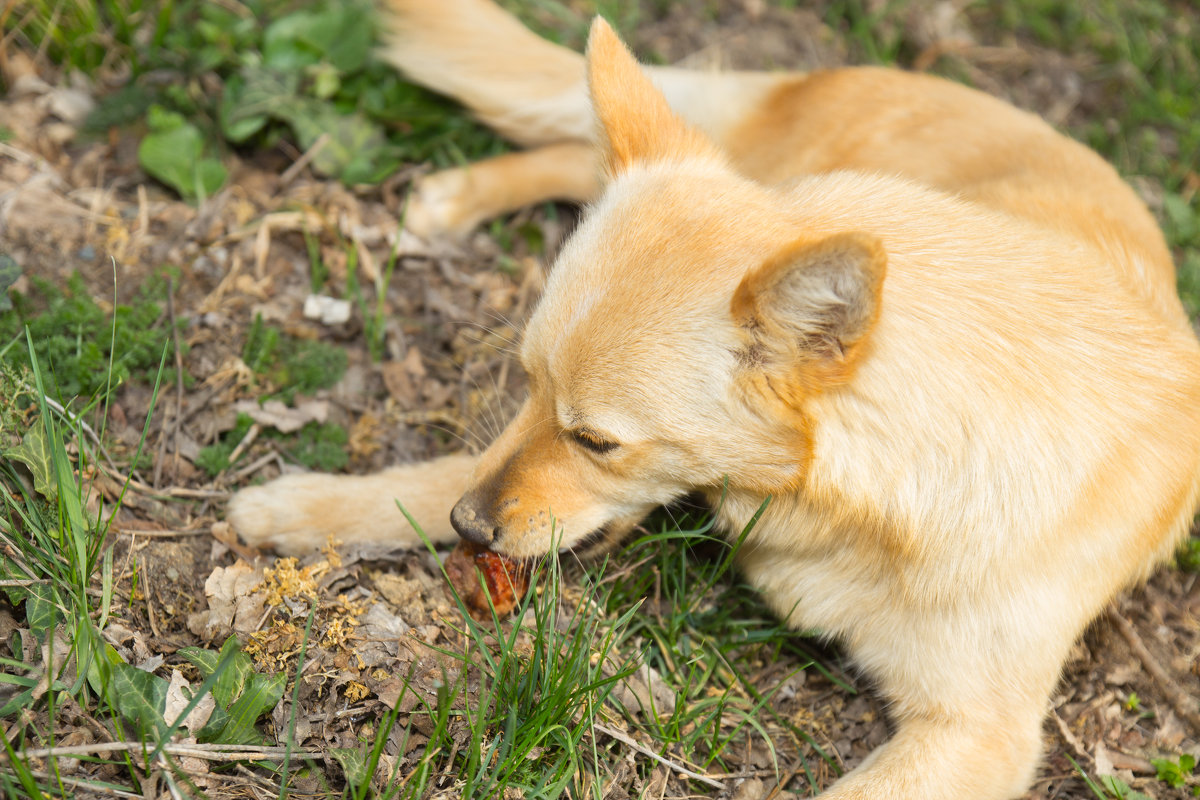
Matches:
[443,540,530,617]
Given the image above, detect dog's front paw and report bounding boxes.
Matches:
[405,168,477,238]
[226,475,335,556]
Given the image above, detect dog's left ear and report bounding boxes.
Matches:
[586,18,718,174]
[732,231,887,388]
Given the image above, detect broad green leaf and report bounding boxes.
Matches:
[219,671,286,745]
[181,636,251,709]
[111,662,167,737]
[275,101,401,183]
[5,424,55,500]
[195,702,230,744]
[85,640,126,702]
[0,253,19,312]
[263,7,371,73]
[219,69,299,143]
[0,554,30,605]
[330,747,368,787]
[138,107,227,201]
[24,582,58,642]
[178,646,219,676]
[146,104,186,132]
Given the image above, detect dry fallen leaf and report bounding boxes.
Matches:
[234,398,329,434]
[164,668,216,734]
[187,560,266,642]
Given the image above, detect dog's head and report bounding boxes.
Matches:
[450,20,886,559]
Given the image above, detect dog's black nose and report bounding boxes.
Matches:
[450,495,496,545]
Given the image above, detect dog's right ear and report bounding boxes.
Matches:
[732,231,887,396]
[586,18,717,175]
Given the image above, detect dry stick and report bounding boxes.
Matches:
[229,450,280,483]
[1107,607,1200,733]
[763,755,809,800]
[1050,709,1092,767]
[4,742,324,762]
[592,722,725,791]
[279,133,330,187]
[121,479,229,500]
[225,423,261,472]
[139,560,163,640]
[113,528,209,538]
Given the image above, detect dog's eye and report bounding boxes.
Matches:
[571,429,619,454]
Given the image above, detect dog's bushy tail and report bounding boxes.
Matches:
[379,0,792,152]
[379,0,591,146]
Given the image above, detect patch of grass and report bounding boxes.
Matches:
[194,412,255,476]
[196,413,349,476]
[591,509,834,784]
[283,421,348,472]
[5,0,164,75]
[0,339,157,795]
[1,272,180,402]
[242,314,347,403]
[385,517,641,799]
[1152,753,1197,791]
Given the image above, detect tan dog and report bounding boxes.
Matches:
[230,4,1200,797]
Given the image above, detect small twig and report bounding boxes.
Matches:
[592,722,725,791]
[225,423,261,470]
[0,579,50,587]
[4,742,324,762]
[703,768,781,780]
[179,375,234,426]
[334,704,373,718]
[280,133,330,186]
[114,528,209,538]
[159,763,184,800]
[763,754,809,800]
[119,478,230,500]
[1107,607,1200,733]
[1050,709,1091,766]
[229,450,280,483]
[139,560,163,640]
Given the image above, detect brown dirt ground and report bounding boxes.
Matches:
[2,1,1197,798]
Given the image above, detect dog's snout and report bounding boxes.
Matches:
[450,495,497,545]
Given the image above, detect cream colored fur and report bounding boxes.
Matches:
[229,5,1200,798]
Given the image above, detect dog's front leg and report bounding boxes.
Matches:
[227,453,475,555]
[818,706,1044,800]
[405,142,601,238]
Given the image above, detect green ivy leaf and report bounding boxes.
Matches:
[219,68,301,143]
[330,747,368,787]
[24,583,58,643]
[111,662,168,737]
[5,423,55,500]
[275,100,401,183]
